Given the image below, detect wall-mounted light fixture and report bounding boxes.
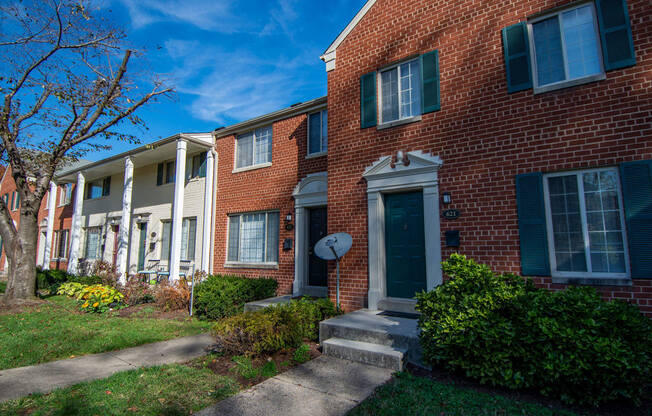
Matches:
[285,212,293,222]
[442,192,452,205]
[285,212,294,231]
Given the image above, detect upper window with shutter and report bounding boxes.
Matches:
[157,161,176,186]
[502,0,636,94]
[85,177,111,200]
[360,51,440,129]
[308,110,327,156]
[235,125,273,171]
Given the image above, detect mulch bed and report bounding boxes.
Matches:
[116,303,192,320]
[407,363,652,416]
[191,342,321,387]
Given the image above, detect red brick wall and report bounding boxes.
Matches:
[326,0,652,313]
[212,112,327,294]
[0,168,74,273]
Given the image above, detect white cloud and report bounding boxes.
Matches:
[117,0,245,33]
[163,40,309,124]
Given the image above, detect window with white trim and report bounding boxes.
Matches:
[53,229,69,259]
[85,177,110,200]
[379,58,421,124]
[84,227,102,260]
[308,110,327,155]
[235,126,272,169]
[227,212,279,264]
[543,168,629,278]
[59,183,72,206]
[529,3,603,89]
[160,217,196,261]
[157,161,176,186]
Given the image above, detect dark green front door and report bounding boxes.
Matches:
[385,192,427,298]
[137,223,147,271]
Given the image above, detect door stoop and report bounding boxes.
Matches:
[377,297,419,315]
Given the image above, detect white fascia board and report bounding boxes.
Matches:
[320,0,377,72]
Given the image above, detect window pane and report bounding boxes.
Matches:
[166,162,176,184]
[582,170,626,273]
[321,110,328,151]
[85,228,100,260]
[381,68,399,122]
[308,112,321,154]
[180,219,188,260]
[533,16,566,86]
[548,175,587,272]
[562,5,601,80]
[227,216,240,262]
[266,213,279,263]
[399,60,421,118]
[240,213,265,262]
[254,126,272,165]
[236,132,254,168]
[186,218,196,260]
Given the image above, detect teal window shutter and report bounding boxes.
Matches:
[619,160,652,278]
[156,163,164,186]
[102,177,111,197]
[360,71,377,128]
[198,153,207,178]
[515,172,550,276]
[595,0,636,71]
[502,22,533,93]
[420,50,440,114]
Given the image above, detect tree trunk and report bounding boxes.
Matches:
[2,209,39,305]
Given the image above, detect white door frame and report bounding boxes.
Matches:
[292,172,328,297]
[363,151,443,310]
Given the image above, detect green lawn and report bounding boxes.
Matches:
[0,363,239,416]
[348,372,580,416]
[0,296,211,370]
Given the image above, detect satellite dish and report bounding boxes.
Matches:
[314,233,352,308]
[314,232,352,261]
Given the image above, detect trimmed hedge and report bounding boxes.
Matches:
[416,254,652,406]
[212,297,340,355]
[192,274,278,320]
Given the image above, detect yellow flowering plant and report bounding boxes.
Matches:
[58,282,124,313]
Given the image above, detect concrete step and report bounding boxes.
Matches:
[322,338,406,371]
[319,309,424,367]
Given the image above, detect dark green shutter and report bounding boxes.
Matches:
[502,22,533,93]
[596,0,636,71]
[15,192,20,209]
[10,192,15,210]
[156,163,164,186]
[515,173,550,276]
[185,157,192,181]
[420,50,441,114]
[619,160,652,278]
[102,177,111,197]
[360,71,377,128]
[198,153,207,177]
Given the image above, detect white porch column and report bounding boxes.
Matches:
[293,206,307,297]
[201,150,215,273]
[367,191,385,310]
[116,157,134,283]
[67,172,85,275]
[42,181,57,269]
[169,139,187,281]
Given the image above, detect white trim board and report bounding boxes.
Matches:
[320,0,378,72]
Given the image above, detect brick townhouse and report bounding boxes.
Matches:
[319,0,651,314]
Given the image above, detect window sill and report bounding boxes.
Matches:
[224,262,279,270]
[306,151,327,160]
[533,73,606,94]
[377,115,422,130]
[552,276,632,287]
[232,162,272,174]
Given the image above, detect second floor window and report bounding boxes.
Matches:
[157,161,176,186]
[236,125,272,170]
[59,183,72,206]
[308,110,328,155]
[85,177,110,200]
[530,3,603,89]
[379,59,421,124]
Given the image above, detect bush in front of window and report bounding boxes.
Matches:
[36,267,105,295]
[191,274,278,321]
[212,297,340,355]
[416,254,652,407]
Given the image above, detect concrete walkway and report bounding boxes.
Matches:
[0,333,213,403]
[198,355,393,416]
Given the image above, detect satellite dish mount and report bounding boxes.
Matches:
[314,233,352,307]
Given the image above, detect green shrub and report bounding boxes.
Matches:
[36,268,72,293]
[192,274,278,320]
[213,297,340,355]
[416,254,652,406]
[293,344,311,364]
[0,281,5,293]
[67,275,103,286]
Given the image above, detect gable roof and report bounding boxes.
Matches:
[320,0,377,71]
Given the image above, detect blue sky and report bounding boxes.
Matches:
[88,0,367,161]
